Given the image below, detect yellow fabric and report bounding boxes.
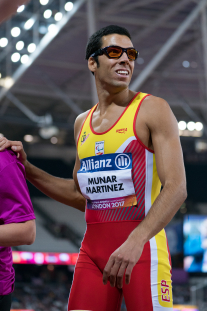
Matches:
[77,92,148,159]
[151,157,172,307]
[155,230,173,308]
[151,154,162,205]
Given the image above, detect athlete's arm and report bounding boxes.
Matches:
[0,220,36,246]
[103,96,187,288]
[0,113,88,212]
[24,159,86,211]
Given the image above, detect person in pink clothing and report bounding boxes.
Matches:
[0,148,36,311]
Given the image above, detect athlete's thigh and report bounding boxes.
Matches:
[68,260,122,311]
[123,232,173,311]
[123,241,153,311]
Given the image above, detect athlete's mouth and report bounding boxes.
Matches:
[115,70,129,76]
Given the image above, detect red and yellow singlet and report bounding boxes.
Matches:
[77,92,161,224]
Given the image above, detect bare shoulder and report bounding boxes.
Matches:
[74,109,91,142]
[141,95,176,129]
[142,95,171,113]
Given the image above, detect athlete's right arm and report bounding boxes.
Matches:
[0,113,88,212]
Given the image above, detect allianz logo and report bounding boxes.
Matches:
[80,154,131,171]
[115,154,131,170]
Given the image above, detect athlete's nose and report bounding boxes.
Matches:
[119,51,130,64]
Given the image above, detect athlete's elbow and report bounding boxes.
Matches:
[176,180,187,204]
[182,185,187,202]
[73,198,86,212]
[73,194,86,212]
[165,179,187,204]
[79,197,86,212]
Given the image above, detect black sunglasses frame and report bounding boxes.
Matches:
[90,45,139,61]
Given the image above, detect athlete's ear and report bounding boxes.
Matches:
[88,57,97,74]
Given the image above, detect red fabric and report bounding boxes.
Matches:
[68,221,153,311]
[124,139,146,220]
[133,93,154,153]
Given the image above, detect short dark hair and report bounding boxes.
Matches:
[85,25,132,66]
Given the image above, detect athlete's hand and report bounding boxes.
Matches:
[0,137,27,166]
[103,236,144,288]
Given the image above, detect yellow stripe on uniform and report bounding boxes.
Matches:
[155,230,173,308]
[151,156,173,308]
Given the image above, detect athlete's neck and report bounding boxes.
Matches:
[96,87,136,115]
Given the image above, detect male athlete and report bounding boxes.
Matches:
[0,25,187,311]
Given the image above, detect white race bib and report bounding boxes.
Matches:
[77,153,137,210]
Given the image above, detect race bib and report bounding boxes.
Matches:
[77,153,137,210]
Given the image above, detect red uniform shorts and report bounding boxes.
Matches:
[68,221,173,311]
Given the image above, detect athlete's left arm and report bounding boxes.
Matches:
[103,96,187,289]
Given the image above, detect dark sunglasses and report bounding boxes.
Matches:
[90,45,139,61]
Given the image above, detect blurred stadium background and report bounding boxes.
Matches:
[1,0,207,310]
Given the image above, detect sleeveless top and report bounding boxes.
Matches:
[77,92,161,224]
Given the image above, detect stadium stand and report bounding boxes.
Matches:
[33,197,87,237]
[17,209,79,253]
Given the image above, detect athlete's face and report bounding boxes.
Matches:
[90,34,135,93]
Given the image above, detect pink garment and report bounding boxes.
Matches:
[0,149,35,295]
